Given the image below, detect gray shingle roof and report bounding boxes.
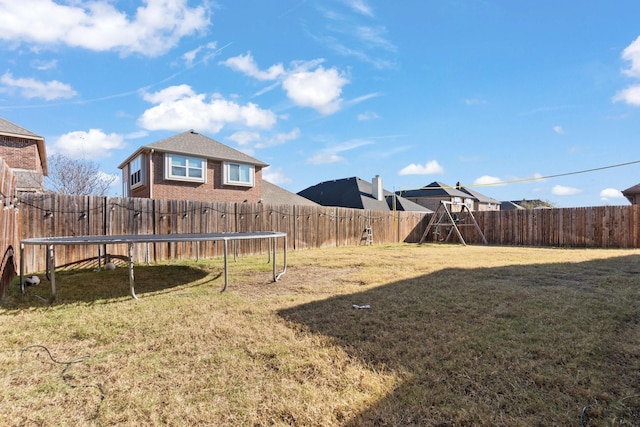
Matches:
[500,201,525,210]
[140,130,268,167]
[622,183,640,195]
[297,177,431,212]
[261,181,319,206]
[0,117,43,139]
[459,186,500,204]
[400,181,469,199]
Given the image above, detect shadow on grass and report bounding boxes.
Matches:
[278,255,640,426]
[3,263,218,308]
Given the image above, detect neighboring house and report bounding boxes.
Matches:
[458,186,501,211]
[622,183,640,205]
[0,116,47,193]
[118,130,269,203]
[297,176,431,212]
[399,181,476,212]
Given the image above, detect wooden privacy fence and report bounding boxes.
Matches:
[17,194,427,273]
[13,194,640,275]
[441,205,640,248]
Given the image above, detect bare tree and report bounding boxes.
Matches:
[45,154,117,196]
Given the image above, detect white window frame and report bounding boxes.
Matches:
[129,154,144,189]
[223,162,255,187]
[165,154,206,183]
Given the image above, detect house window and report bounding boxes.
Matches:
[130,154,144,188]
[223,162,254,187]
[165,154,206,183]
[465,198,473,210]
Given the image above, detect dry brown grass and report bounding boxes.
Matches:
[1,243,639,426]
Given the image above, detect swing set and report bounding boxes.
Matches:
[419,200,487,245]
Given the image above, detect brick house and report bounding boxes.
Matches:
[0,117,47,193]
[118,130,270,203]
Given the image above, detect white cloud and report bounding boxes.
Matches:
[97,170,120,189]
[138,85,277,133]
[228,128,300,151]
[398,160,444,176]
[125,130,149,140]
[464,98,487,105]
[345,0,374,16]
[307,139,372,164]
[31,59,57,71]
[282,64,349,115]
[0,0,210,57]
[50,129,126,159]
[183,42,219,67]
[221,54,349,115]
[220,52,285,81]
[255,128,301,149]
[357,111,379,121]
[614,35,640,105]
[307,153,344,164]
[262,167,292,185]
[621,35,640,78]
[613,84,640,106]
[551,185,582,196]
[599,188,625,202]
[0,71,76,100]
[354,26,396,51]
[228,131,261,146]
[553,125,565,134]
[473,175,504,186]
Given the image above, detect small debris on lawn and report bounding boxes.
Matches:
[352,304,370,309]
[25,275,40,286]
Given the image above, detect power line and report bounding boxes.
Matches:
[461,159,640,189]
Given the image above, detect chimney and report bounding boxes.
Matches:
[372,175,383,201]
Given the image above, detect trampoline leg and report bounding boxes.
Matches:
[272,238,276,281]
[275,235,287,281]
[129,243,138,300]
[222,239,228,292]
[48,245,56,303]
[19,243,25,295]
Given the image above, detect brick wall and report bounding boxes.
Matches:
[0,136,41,173]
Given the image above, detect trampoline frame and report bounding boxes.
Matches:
[19,231,287,302]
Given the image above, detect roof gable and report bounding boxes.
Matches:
[120,130,268,168]
[459,186,500,204]
[622,183,640,195]
[401,181,469,198]
[0,117,43,140]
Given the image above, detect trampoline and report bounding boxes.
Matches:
[19,231,287,302]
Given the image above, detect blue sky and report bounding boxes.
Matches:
[1,0,640,207]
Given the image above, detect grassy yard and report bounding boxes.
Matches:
[1,243,639,426]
